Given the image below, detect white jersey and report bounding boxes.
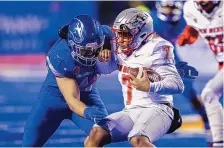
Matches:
[116,34,184,109]
[183,0,223,62]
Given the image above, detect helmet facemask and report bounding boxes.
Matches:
[67,15,105,66]
[111,26,136,55]
[69,38,104,66]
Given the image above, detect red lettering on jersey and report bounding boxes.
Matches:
[209,28,214,33]
[199,29,207,33]
[122,75,133,105]
[209,27,224,33]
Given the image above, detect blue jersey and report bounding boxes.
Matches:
[42,25,117,97]
[150,10,186,45]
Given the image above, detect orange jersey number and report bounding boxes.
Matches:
[122,74,133,105]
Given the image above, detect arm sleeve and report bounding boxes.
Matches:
[149,42,184,95]
[176,1,199,45]
[149,64,184,95]
[101,25,112,50]
[47,53,76,78]
[96,25,118,74]
[96,44,118,74]
[183,1,195,27]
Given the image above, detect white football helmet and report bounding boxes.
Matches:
[112,8,154,56]
[194,0,221,18]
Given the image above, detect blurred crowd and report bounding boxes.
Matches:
[0,1,186,55]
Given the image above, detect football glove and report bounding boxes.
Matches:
[84,107,106,123]
[176,61,199,79]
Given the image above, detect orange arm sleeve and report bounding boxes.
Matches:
[177,25,199,46]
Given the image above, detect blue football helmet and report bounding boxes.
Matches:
[68,15,105,66]
[155,0,183,22]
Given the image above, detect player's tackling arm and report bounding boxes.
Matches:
[47,51,106,122]
[47,52,86,117]
[56,77,86,117]
[96,25,118,74]
[96,48,118,74]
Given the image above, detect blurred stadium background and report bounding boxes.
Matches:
[0,1,221,147]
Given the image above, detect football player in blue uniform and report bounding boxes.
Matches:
[151,0,209,129]
[23,15,116,146]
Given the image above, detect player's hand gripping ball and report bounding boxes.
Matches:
[98,49,111,62]
[129,67,162,82]
[128,67,162,92]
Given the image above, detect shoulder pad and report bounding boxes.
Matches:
[47,45,76,78]
[151,39,175,65]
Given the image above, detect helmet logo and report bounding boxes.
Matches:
[130,14,147,26]
[120,24,128,30]
[71,18,84,43]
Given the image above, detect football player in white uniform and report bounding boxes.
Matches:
[85,8,184,147]
[177,0,223,147]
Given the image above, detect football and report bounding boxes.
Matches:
[129,67,162,82]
